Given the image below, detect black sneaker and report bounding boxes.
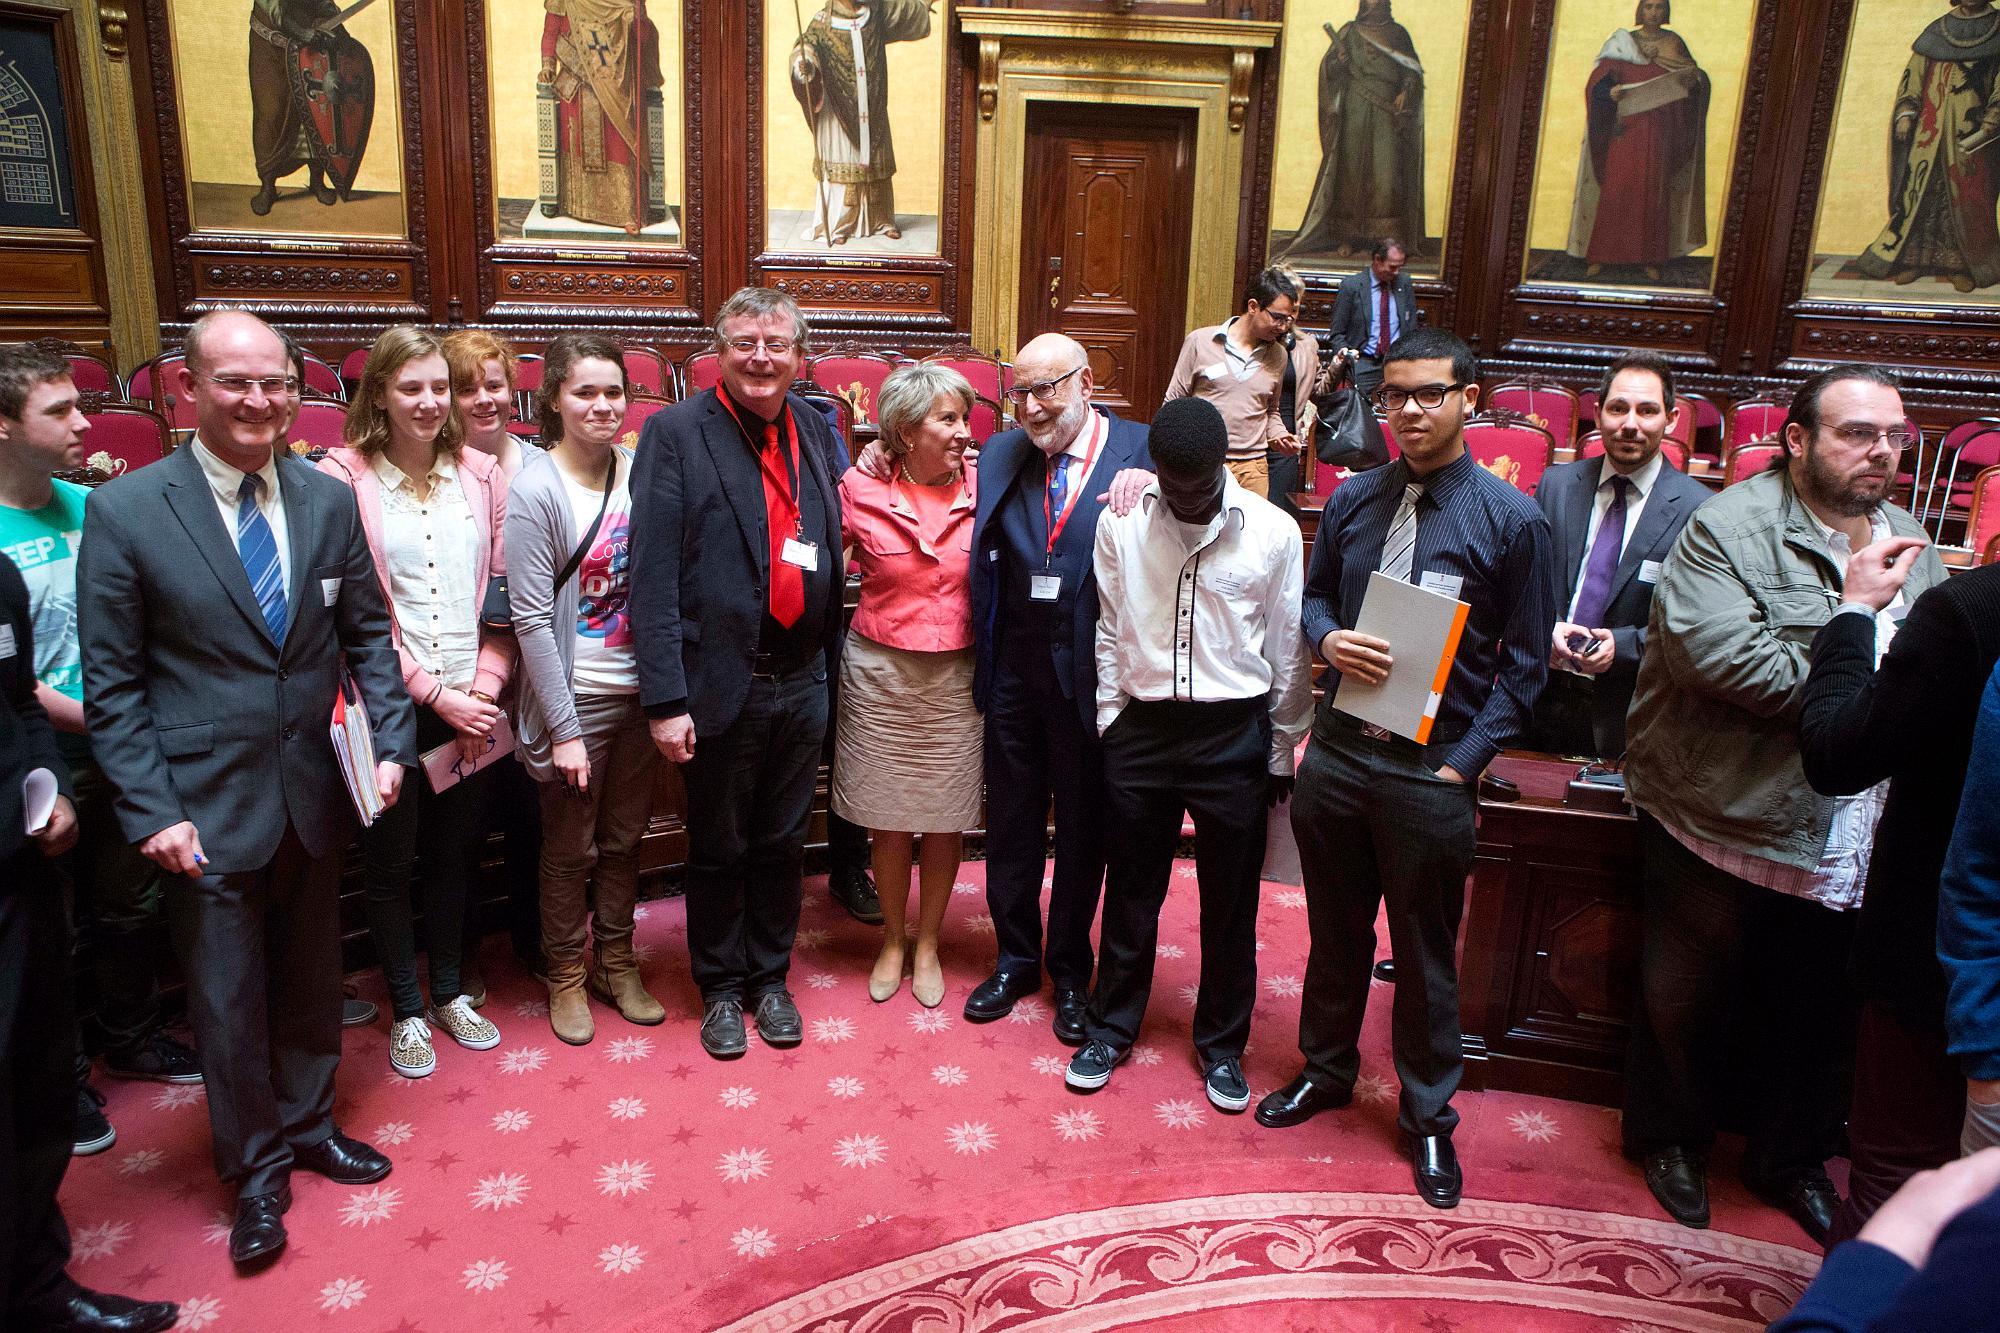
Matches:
[342,996,379,1028]
[700,998,747,1059]
[1065,1040,1125,1092]
[74,1084,115,1156]
[829,867,883,925]
[103,1033,203,1084]
[753,990,803,1046]
[1204,1057,1251,1113]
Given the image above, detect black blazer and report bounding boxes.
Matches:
[78,444,416,874]
[1,556,69,866]
[1328,268,1418,359]
[969,409,1152,730]
[1800,564,2000,1030]
[630,387,845,736]
[1534,455,1709,754]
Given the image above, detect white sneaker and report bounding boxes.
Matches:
[390,1016,435,1078]
[428,995,501,1051]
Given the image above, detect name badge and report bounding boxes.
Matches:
[1030,573,1062,602]
[1638,559,1663,585]
[0,623,14,659]
[1201,363,1230,383]
[322,577,341,607]
[1418,571,1464,600]
[780,536,820,571]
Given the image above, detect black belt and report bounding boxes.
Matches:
[1324,709,1463,752]
[750,650,818,680]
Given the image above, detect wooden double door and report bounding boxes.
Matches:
[1017,103,1196,422]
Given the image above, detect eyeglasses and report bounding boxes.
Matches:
[1825,422,1918,451]
[722,337,799,357]
[200,373,299,398]
[1372,382,1469,412]
[1257,306,1296,327]
[1002,364,1084,406]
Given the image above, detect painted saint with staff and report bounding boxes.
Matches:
[788,0,934,246]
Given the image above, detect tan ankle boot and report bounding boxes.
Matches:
[547,962,593,1045]
[587,948,666,1026]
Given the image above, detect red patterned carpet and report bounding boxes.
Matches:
[56,863,1821,1331]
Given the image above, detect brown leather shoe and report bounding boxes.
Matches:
[547,961,594,1046]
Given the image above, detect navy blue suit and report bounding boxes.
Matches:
[970,408,1151,990]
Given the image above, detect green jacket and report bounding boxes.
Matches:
[1625,466,1946,871]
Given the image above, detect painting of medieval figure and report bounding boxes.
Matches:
[762,0,946,256]
[1523,0,1755,291]
[1268,0,1471,276]
[485,0,685,246]
[1807,1,2000,303]
[169,1,406,238]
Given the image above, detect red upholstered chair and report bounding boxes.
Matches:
[1576,388,1600,433]
[1660,438,1689,472]
[1724,440,1785,485]
[1462,410,1555,495]
[299,351,346,401]
[73,396,171,482]
[681,349,721,398]
[511,353,544,423]
[923,346,1011,427]
[1378,412,1400,462]
[1964,465,2000,565]
[616,393,673,451]
[506,420,542,442]
[967,393,1002,445]
[31,338,121,397]
[338,346,372,396]
[1919,418,2000,538]
[286,398,349,453]
[131,351,194,430]
[1485,378,1580,449]
[1578,430,1604,460]
[808,344,904,427]
[1678,391,1724,461]
[793,384,854,457]
[621,344,673,399]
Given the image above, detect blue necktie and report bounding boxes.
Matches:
[1571,475,1629,629]
[237,474,288,645]
[1047,454,1070,530]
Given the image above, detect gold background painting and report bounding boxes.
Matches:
[1267,0,1472,275]
[760,1,947,255]
[1523,0,1757,288]
[171,1,406,237]
[485,0,685,244]
[1804,0,2000,304]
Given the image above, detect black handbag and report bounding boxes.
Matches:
[480,455,616,631]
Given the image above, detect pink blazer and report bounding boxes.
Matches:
[317,445,513,704]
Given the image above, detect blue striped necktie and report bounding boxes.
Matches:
[236,474,287,644]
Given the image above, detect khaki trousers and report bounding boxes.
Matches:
[1226,456,1270,497]
[537,693,660,967]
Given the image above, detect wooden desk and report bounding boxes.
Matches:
[1459,753,1642,1107]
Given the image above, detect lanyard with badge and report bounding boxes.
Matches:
[721,394,818,572]
[1033,414,1103,602]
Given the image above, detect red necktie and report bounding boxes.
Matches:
[756,420,805,628]
[1376,280,1392,357]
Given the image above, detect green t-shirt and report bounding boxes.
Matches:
[0,478,88,700]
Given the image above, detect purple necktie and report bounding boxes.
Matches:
[1571,475,1629,629]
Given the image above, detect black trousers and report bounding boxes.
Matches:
[1292,717,1478,1139]
[360,710,494,1020]
[982,657,1107,991]
[825,809,870,877]
[2,851,77,1325]
[1828,1002,1964,1249]
[1266,450,1303,521]
[680,659,828,1003]
[472,754,544,968]
[1086,699,1269,1065]
[1621,813,1859,1188]
[60,759,166,1064]
[1526,671,1602,759]
[167,825,343,1198]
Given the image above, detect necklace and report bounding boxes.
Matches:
[899,462,957,487]
[1944,9,2000,47]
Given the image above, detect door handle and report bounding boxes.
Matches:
[1049,273,1060,309]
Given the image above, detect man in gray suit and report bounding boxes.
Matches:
[78,310,416,1270]
[1328,237,1418,403]
[1529,350,1709,757]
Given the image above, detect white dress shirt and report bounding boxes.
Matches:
[372,452,481,687]
[191,435,290,596]
[1565,451,1665,622]
[1092,476,1314,774]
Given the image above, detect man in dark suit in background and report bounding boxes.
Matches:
[632,287,845,1061]
[1328,238,1418,403]
[964,332,1153,1042]
[78,310,415,1270]
[1529,350,1710,757]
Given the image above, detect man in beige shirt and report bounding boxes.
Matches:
[1162,267,1308,499]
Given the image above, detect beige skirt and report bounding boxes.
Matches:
[832,634,982,833]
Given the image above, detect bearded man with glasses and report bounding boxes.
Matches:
[1258,327,1555,1213]
[1621,364,1947,1246]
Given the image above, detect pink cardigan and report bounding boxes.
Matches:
[317,445,513,704]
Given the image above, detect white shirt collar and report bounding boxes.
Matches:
[191,435,281,506]
[1802,499,1890,558]
[1138,475,1249,538]
[1600,449,1665,499]
[371,449,455,492]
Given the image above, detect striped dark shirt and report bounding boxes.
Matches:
[1302,448,1557,777]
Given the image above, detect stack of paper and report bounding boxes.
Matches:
[331,670,386,827]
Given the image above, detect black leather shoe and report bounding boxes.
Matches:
[1254,1073,1353,1128]
[46,1285,178,1332]
[753,990,803,1046]
[1749,1170,1839,1245]
[229,1187,291,1268]
[1643,1148,1710,1228]
[1051,989,1088,1045]
[294,1130,392,1184]
[1408,1133,1462,1209]
[964,969,1039,1022]
[701,998,747,1058]
[829,867,883,924]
